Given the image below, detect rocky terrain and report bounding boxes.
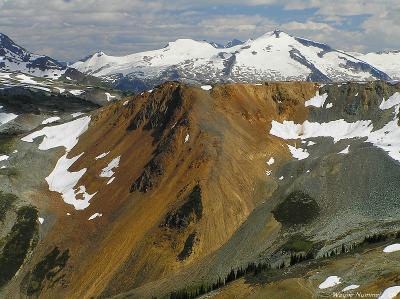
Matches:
[0,79,400,298]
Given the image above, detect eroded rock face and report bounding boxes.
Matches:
[130,158,164,193]
[162,185,203,230]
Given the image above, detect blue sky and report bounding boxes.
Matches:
[0,0,399,61]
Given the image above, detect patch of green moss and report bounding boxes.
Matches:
[282,235,314,253]
[0,167,18,177]
[0,191,17,222]
[24,247,70,295]
[0,205,38,288]
[0,137,14,154]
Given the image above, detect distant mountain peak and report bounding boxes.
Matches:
[225,38,243,48]
[272,28,282,37]
[0,32,67,78]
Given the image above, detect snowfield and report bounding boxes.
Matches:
[22,116,91,151]
[45,153,96,210]
[270,92,400,163]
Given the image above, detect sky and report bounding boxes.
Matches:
[0,0,399,61]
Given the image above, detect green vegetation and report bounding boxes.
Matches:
[0,191,17,222]
[0,167,18,177]
[0,137,14,154]
[24,247,70,295]
[169,262,271,299]
[282,235,314,253]
[0,205,38,288]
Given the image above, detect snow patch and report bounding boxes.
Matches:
[339,145,350,154]
[107,177,115,185]
[270,110,400,163]
[287,145,309,160]
[45,153,96,210]
[105,92,116,101]
[307,141,316,146]
[184,133,190,143]
[88,213,102,220]
[378,286,400,299]
[71,112,84,118]
[0,106,18,126]
[326,103,333,109]
[319,276,341,289]
[42,116,60,124]
[100,156,120,178]
[0,155,9,162]
[270,119,372,143]
[69,89,84,96]
[380,92,400,110]
[305,92,328,108]
[16,74,38,84]
[267,157,275,165]
[342,285,360,292]
[21,116,91,151]
[55,87,65,93]
[95,151,110,160]
[201,85,212,91]
[383,244,400,253]
[38,217,44,224]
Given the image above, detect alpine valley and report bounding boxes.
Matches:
[0,30,400,299]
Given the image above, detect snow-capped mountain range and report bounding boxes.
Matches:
[1,31,400,93]
[0,33,66,78]
[72,30,397,91]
